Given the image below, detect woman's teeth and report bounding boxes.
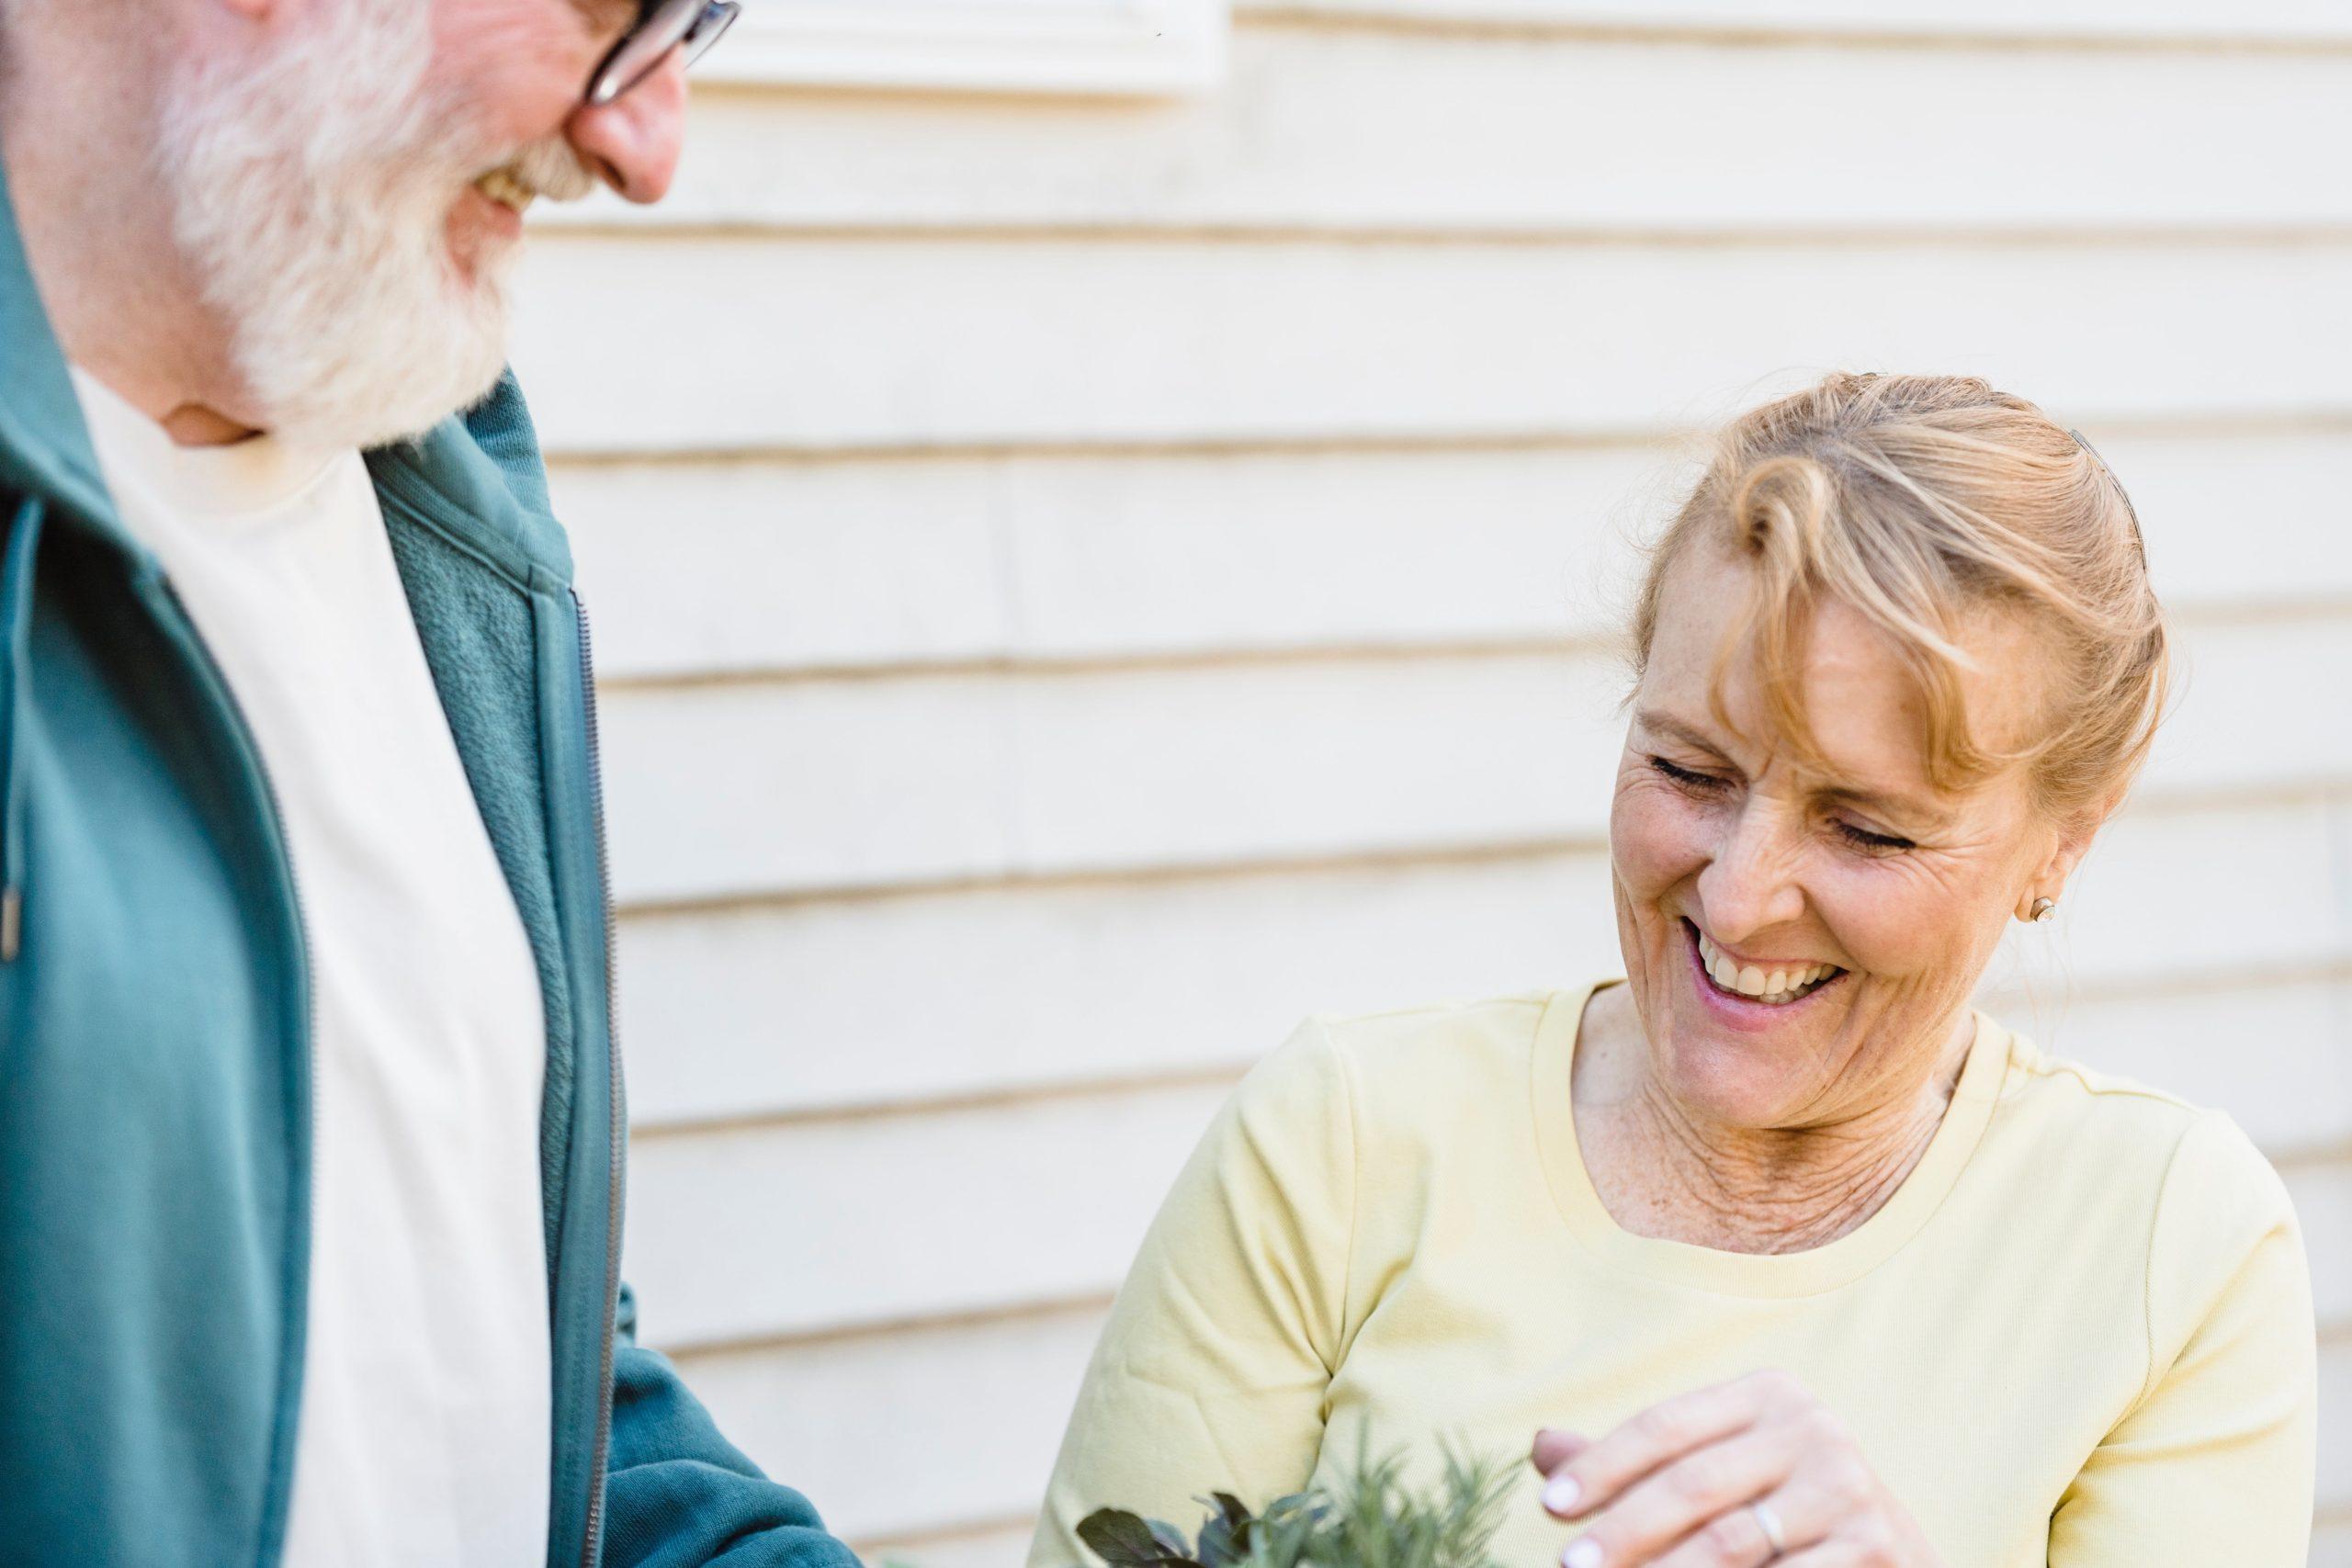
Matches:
[1694,928,1840,1005]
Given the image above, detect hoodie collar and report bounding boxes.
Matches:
[0,152,143,559]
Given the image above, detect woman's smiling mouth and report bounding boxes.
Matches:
[1682,918,1846,1007]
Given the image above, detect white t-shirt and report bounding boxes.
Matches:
[72,371,555,1567]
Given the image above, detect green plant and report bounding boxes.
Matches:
[1074,1444,1517,1568]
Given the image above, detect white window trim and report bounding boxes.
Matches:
[698,0,1228,97]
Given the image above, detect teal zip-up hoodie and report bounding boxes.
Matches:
[0,162,861,1568]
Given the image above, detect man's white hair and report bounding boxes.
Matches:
[158,0,587,449]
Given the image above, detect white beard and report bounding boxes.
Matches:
[156,0,569,449]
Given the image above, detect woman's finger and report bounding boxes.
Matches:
[1533,1427,1590,1475]
[1543,1371,1794,1521]
[1645,1482,1825,1568]
[1556,1428,1797,1568]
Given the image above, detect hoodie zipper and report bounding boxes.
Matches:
[148,574,318,1566]
[572,588,624,1568]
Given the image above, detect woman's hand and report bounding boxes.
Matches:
[1530,1370,1943,1568]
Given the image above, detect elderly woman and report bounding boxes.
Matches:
[1025,375,2318,1568]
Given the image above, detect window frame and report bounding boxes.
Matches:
[695,0,1229,96]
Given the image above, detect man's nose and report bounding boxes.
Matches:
[565,51,688,205]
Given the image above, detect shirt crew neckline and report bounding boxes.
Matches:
[68,366,346,520]
[1531,981,2013,1298]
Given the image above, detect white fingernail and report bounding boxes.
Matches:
[1543,1475,1581,1514]
[1562,1541,1603,1568]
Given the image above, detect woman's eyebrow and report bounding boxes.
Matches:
[1815,783,1951,830]
[1632,709,1731,758]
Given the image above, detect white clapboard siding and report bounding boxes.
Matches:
[625,1077,1232,1348]
[666,1162,2352,1548]
[616,795,2352,1134]
[508,241,2352,456]
[538,35,2352,235]
[596,618,2352,907]
[675,1304,1109,1545]
[618,852,1619,1126]
[600,651,1617,905]
[1227,0,2352,39]
[559,443,1665,679]
[560,429,2352,681]
[2301,1168,2352,1326]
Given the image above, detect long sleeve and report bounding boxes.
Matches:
[599,1284,866,1568]
[1026,1021,1361,1568]
[2047,1111,2318,1566]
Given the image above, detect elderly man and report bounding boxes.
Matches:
[0,2,855,1565]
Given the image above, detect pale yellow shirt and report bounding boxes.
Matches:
[1030,984,2317,1568]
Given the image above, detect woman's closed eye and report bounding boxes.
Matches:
[1832,818,1915,854]
[1647,755,1726,793]
[1649,755,1917,854]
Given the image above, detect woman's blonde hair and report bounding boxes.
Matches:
[1630,372,2170,823]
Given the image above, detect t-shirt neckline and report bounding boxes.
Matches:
[1531,980,2011,1297]
[68,366,348,520]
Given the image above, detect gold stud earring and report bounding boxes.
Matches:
[2029,897,2058,924]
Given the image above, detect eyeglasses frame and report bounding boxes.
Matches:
[584,0,741,109]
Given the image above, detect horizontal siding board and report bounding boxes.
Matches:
[559,443,1657,678]
[677,1306,1106,1543]
[625,1079,1229,1347]
[623,798,2351,1346]
[618,796,2352,1138]
[621,852,1617,1125]
[546,37,2352,235]
[2007,978,2352,1161]
[668,1169,2351,1546]
[599,650,1615,903]
[508,240,2352,455]
[1227,0,2352,40]
[563,456,1016,679]
[2301,1164,2352,1333]
[559,432,2352,680]
[597,620,2352,905]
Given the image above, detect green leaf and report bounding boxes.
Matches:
[1080,1510,1172,1568]
[1146,1520,1193,1560]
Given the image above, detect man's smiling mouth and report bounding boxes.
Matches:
[473,168,537,215]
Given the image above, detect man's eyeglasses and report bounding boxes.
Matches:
[586,0,741,108]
